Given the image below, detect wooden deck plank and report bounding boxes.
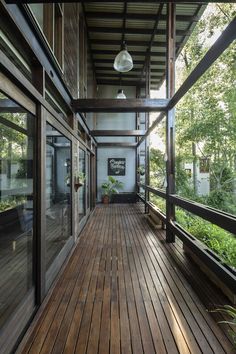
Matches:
[17,204,234,354]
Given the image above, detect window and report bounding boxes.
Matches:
[45,123,72,269]
[0,92,35,329]
[29,4,64,69]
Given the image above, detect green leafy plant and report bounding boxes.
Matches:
[101,176,123,197]
[211,305,236,346]
[75,172,86,184]
[137,166,145,176]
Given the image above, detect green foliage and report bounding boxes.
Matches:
[0,197,26,212]
[149,147,166,189]
[101,176,123,197]
[211,305,236,346]
[175,208,236,268]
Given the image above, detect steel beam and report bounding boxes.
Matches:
[91,130,146,137]
[72,98,169,113]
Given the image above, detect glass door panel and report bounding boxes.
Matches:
[45,123,72,270]
[78,147,86,220]
[0,92,35,329]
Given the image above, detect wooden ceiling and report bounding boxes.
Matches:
[83,2,206,90]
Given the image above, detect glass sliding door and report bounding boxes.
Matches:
[0,92,35,330]
[86,151,91,214]
[78,147,86,220]
[45,123,72,270]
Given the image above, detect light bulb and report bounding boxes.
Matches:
[116,89,126,99]
[113,43,133,73]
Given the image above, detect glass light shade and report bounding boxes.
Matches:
[116,89,126,99]
[113,49,133,72]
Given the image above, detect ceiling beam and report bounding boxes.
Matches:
[98,142,137,148]
[94,59,165,65]
[91,130,146,136]
[90,39,175,47]
[96,73,162,79]
[72,98,169,113]
[96,79,146,87]
[139,4,164,83]
[88,27,187,36]
[92,50,166,58]
[95,67,163,73]
[6,1,206,3]
[85,12,198,22]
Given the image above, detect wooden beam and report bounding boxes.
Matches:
[91,39,166,47]
[92,50,166,58]
[94,59,165,65]
[91,130,146,137]
[139,4,164,83]
[72,98,169,113]
[98,142,137,148]
[96,80,146,87]
[85,12,198,23]
[88,27,187,36]
[96,67,163,73]
[5,1,207,3]
[96,73,162,79]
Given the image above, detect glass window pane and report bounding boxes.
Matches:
[0,92,35,328]
[78,148,86,219]
[45,123,72,270]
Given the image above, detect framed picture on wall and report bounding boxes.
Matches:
[108,158,126,176]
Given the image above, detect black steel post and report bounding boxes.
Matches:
[166,3,176,242]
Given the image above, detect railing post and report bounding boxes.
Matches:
[145,58,150,213]
[166,3,176,242]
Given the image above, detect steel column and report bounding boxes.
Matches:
[166,3,176,242]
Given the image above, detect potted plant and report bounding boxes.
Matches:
[74,172,86,192]
[137,166,145,176]
[101,176,123,204]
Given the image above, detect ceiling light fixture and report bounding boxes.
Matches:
[116,89,126,99]
[113,41,133,73]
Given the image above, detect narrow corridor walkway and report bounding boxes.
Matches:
[17,204,233,354]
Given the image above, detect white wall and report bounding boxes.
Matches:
[97,148,136,201]
[96,85,136,201]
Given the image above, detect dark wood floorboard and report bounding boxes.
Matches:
[17,204,234,354]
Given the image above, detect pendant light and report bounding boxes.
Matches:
[113,41,133,73]
[116,89,126,99]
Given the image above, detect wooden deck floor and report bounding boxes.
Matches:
[17,204,234,354]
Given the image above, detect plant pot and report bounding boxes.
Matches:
[74,182,83,192]
[102,195,110,204]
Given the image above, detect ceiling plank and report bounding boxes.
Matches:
[94,59,165,65]
[72,98,169,113]
[85,12,198,22]
[95,67,163,73]
[88,27,187,36]
[92,50,166,58]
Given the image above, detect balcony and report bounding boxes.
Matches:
[17,204,234,354]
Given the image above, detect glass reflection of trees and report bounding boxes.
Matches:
[45,123,72,270]
[78,148,86,219]
[0,92,35,329]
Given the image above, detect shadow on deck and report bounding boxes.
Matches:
[17,204,234,354]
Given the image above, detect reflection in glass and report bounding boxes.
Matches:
[0,92,35,329]
[45,123,72,269]
[78,148,86,220]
